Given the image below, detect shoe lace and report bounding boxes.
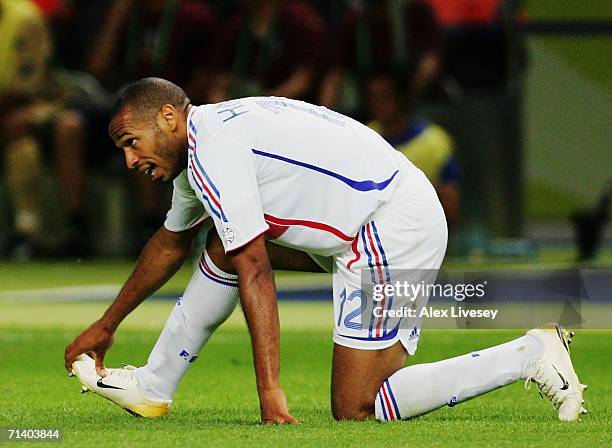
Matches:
[524,363,563,408]
[107,365,137,380]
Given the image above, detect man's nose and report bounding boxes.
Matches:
[124,150,139,169]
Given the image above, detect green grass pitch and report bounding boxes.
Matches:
[1,300,610,447]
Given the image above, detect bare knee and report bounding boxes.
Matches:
[331,348,378,421]
[331,342,407,421]
[332,395,375,421]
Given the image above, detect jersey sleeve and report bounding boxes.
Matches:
[164,170,208,232]
[189,132,268,253]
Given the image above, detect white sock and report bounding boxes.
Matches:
[375,335,543,421]
[134,251,239,401]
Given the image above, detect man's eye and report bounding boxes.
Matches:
[125,138,136,148]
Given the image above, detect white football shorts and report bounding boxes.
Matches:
[325,168,447,355]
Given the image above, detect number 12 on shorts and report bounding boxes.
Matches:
[337,288,367,331]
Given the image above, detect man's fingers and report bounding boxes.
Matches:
[262,414,300,425]
[64,345,78,373]
[64,323,115,377]
[64,356,73,373]
[92,352,107,377]
[286,415,300,425]
[94,359,107,378]
[64,350,72,372]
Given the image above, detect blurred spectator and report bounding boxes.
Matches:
[206,0,241,20]
[426,0,526,90]
[48,0,218,254]
[0,0,103,258]
[367,70,460,228]
[30,0,63,17]
[424,0,526,242]
[88,0,217,102]
[308,0,345,30]
[45,0,111,72]
[319,0,444,119]
[0,0,51,257]
[208,0,326,102]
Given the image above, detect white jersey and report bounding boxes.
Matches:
[164,97,420,256]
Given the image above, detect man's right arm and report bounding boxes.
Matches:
[99,224,201,330]
[64,224,201,374]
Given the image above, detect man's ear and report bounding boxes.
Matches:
[157,104,178,132]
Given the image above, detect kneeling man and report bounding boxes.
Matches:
[65,78,586,423]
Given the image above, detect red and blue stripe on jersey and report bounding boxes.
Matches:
[188,119,228,222]
[189,123,397,258]
[264,214,354,242]
[252,148,398,247]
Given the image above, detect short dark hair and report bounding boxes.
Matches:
[110,77,190,123]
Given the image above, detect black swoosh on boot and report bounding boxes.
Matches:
[97,379,126,390]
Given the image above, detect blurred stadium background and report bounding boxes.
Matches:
[1,1,611,444]
[1,0,610,262]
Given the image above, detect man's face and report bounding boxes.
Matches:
[109,107,186,183]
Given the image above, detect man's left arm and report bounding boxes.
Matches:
[230,234,299,425]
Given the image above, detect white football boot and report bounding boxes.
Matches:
[524,323,588,421]
[71,354,171,418]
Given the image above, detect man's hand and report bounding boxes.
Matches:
[64,320,114,377]
[259,387,299,425]
[63,225,200,377]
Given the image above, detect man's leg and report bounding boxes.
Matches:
[133,249,240,402]
[134,227,324,402]
[331,342,407,420]
[4,136,43,250]
[332,324,588,422]
[331,171,585,421]
[53,110,87,226]
[331,335,542,421]
[53,109,93,252]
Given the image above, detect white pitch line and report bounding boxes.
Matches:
[0,279,332,303]
[0,284,121,303]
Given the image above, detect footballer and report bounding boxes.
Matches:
[64,78,586,423]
